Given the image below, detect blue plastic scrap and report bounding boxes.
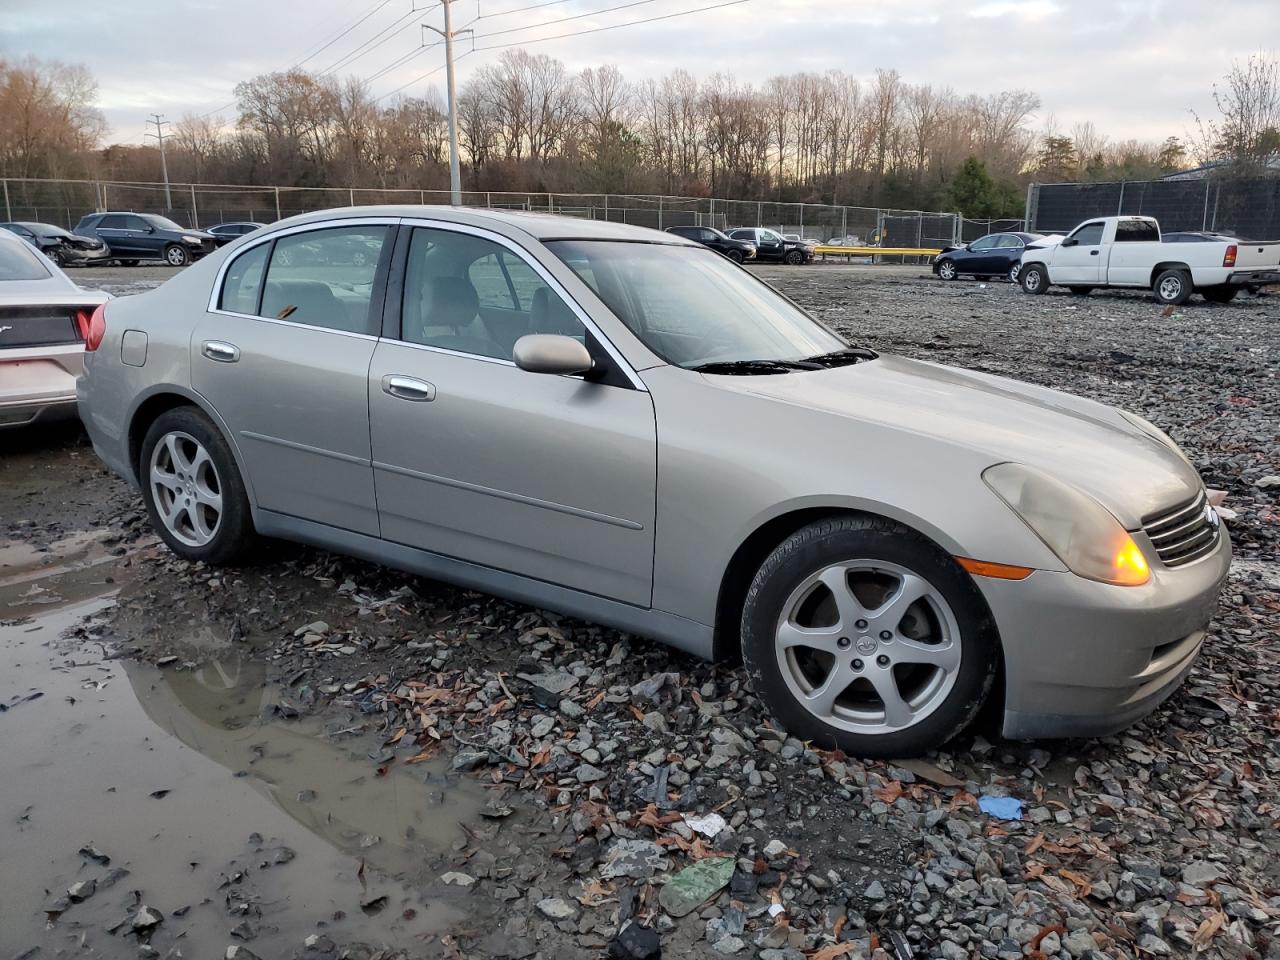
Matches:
[978,795,1024,820]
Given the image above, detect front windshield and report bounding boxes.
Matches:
[546,241,845,368]
[0,238,53,280]
[145,215,185,231]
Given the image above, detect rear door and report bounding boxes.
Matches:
[94,215,136,255]
[190,220,395,535]
[367,221,657,606]
[1052,222,1105,284]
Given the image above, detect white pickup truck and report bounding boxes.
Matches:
[1019,216,1280,304]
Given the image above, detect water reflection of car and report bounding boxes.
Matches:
[0,222,111,267]
[206,222,267,248]
[275,233,382,267]
[727,227,811,264]
[663,225,756,262]
[933,232,1045,283]
[0,229,110,429]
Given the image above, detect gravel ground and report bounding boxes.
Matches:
[1,264,1277,960]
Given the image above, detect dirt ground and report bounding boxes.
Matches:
[1,263,1277,960]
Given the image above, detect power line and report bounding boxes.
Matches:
[366,36,444,84]
[469,0,759,51]
[471,0,660,40]
[376,48,471,103]
[318,3,442,76]
[473,0,573,20]
[297,0,398,66]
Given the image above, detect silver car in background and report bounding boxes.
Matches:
[76,207,1230,756]
[0,230,110,429]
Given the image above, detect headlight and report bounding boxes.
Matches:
[1118,410,1194,469]
[182,235,203,244]
[983,462,1150,586]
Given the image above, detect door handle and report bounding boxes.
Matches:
[201,340,240,363]
[1090,250,1099,256]
[382,375,435,402]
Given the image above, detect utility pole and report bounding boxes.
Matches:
[145,114,173,211]
[424,1,471,205]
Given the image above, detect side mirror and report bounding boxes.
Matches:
[513,334,595,377]
[1062,237,1078,247]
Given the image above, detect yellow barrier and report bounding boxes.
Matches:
[812,245,941,257]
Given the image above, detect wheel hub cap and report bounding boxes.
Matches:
[149,430,223,548]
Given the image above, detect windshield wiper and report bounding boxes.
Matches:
[689,359,807,375]
[797,346,879,367]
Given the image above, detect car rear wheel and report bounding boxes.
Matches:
[164,244,190,267]
[740,515,999,758]
[1153,269,1192,305]
[784,249,805,265]
[937,259,958,281]
[140,407,257,565]
[1007,262,1021,283]
[1202,285,1238,303]
[1019,263,1047,294]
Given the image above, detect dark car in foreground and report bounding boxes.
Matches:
[727,227,812,264]
[664,225,757,262]
[0,222,111,267]
[73,213,216,267]
[206,222,267,247]
[934,232,1045,283]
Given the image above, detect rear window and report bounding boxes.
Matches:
[0,239,52,280]
[1116,220,1160,243]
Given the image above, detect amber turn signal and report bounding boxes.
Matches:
[954,557,1035,581]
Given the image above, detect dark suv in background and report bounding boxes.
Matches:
[73,213,216,266]
[727,227,812,264]
[664,225,757,262]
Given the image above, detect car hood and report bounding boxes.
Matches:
[722,354,1200,527]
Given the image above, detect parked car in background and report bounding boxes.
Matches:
[73,213,216,267]
[0,221,111,267]
[78,206,1229,756]
[934,232,1045,283]
[0,229,110,429]
[206,222,267,247]
[727,227,812,264]
[1020,216,1280,304]
[664,225,756,262]
[782,234,820,258]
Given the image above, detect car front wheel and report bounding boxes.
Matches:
[740,516,999,758]
[1020,263,1047,294]
[140,407,257,564]
[937,259,958,281]
[164,244,191,267]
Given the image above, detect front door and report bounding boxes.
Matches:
[1052,222,1105,284]
[95,214,140,256]
[368,224,657,606]
[190,222,394,535]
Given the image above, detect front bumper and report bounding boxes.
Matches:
[976,528,1231,739]
[61,245,112,265]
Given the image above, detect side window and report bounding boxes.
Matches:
[994,235,1022,249]
[401,227,585,361]
[219,243,269,314]
[467,253,517,309]
[699,229,718,242]
[762,230,781,242]
[99,215,128,229]
[1072,223,1105,246]
[970,236,997,250]
[259,226,387,334]
[124,216,151,231]
[1116,220,1160,242]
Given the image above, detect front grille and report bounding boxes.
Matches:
[1142,489,1221,568]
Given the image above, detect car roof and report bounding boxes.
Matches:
[258,205,696,246]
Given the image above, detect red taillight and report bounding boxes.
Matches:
[77,304,107,352]
[1224,244,1237,268]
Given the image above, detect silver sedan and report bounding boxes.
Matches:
[76,207,1230,756]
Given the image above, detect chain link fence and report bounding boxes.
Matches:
[1027,176,1280,241]
[0,178,960,247]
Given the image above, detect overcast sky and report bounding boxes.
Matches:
[3,0,1275,146]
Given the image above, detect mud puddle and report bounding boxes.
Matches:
[1,543,494,958]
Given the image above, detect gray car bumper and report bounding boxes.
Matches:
[975,529,1231,740]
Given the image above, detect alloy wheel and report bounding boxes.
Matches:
[166,246,189,266]
[1008,263,1021,283]
[939,261,957,280]
[149,431,223,548]
[774,560,961,734]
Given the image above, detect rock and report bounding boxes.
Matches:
[1255,475,1280,489]
[762,839,789,858]
[658,857,735,918]
[601,838,669,880]
[535,897,577,920]
[441,871,476,887]
[576,763,608,783]
[863,880,886,900]
[712,935,745,954]
[608,921,661,960]
[1137,934,1171,956]
[131,905,163,932]
[529,714,555,738]
[78,844,110,865]
[67,879,96,902]
[452,750,489,771]
[559,699,585,719]
[304,934,337,952]
[225,948,262,960]
[1063,929,1099,958]
[1181,861,1223,887]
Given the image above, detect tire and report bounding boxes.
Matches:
[164,244,190,267]
[1020,263,1048,294]
[1153,269,1192,305]
[351,249,369,267]
[1068,286,1093,296]
[120,259,140,267]
[937,259,958,281]
[1202,285,1238,303]
[727,249,744,264]
[1007,262,1021,284]
[740,515,999,758]
[784,249,805,265]
[139,406,257,565]
[48,248,66,267]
